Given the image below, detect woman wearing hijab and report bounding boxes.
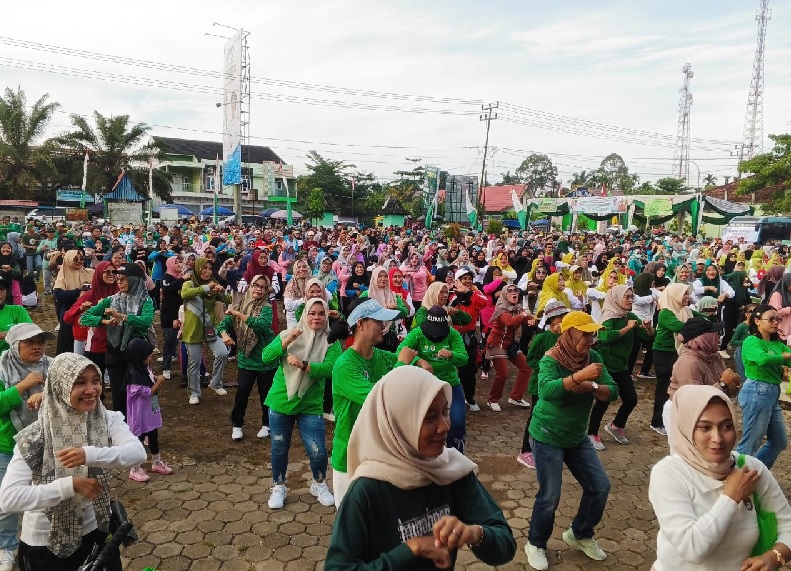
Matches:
[63,261,118,364]
[344,261,369,313]
[484,284,535,411]
[388,266,414,338]
[721,268,752,353]
[401,253,429,311]
[692,263,734,308]
[242,248,280,334]
[649,384,791,571]
[736,304,791,469]
[176,257,232,406]
[53,250,94,354]
[413,281,470,328]
[261,298,341,510]
[80,263,154,419]
[314,256,339,295]
[649,283,704,436]
[0,242,22,306]
[326,366,516,571]
[0,324,51,567]
[768,273,791,345]
[721,251,739,275]
[360,266,408,351]
[219,274,278,441]
[525,311,618,570]
[587,285,653,450]
[534,273,570,317]
[0,353,146,571]
[758,265,784,305]
[489,251,517,284]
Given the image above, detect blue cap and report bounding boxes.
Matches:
[347,299,400,325]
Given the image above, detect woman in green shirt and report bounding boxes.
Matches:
[261,298,341,510]
[736,304,791,469]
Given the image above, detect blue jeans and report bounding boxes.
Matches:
[734,347,745,382]
[737,380,788,469]
[447,384,466,453]
[269,410,328,485]
[0,452,19,550]
[528,438,611,549]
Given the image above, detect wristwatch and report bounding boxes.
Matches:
[591,382,599,391]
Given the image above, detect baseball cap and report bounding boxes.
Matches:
[543,300,570,322]
[680,317,725,343]
[560,311,603,333]
[454,268,474,281]
[421,305,450,340]
[696,258,706,265]
[347,299,400,325]
[6,323,55,345]
[113,263,146,279]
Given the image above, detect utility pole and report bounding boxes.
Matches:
[731,144,746,180]
[478,102,498,212]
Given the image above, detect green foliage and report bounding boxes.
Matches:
[515,153,557,197]
[296,151,358,216]
[654,177,689,195]
[738,134,791,211]
[0,86,60,200]
[498,170,522,185]
[442,223,461,239]
[55,111,172,200]
[703,173,718,189]
[302,187,325,222]
[486,218,503,235]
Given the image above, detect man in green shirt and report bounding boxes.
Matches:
[20,224,42,280]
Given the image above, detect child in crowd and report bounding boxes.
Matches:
[125,338,173,482]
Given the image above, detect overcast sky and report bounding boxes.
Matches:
[2,0,790,188]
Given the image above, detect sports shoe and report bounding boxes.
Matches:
[562,528,606,561]
[589,435,605,451]
[487,402,501,412]
[718,350,731,359]
[188,396,199,405]
[650,424,668,436]
[323,412,335,422]
[211,386,228,396]
[0,548,15,571]
[636,372,655,379]
[232,427,243,441]
[604,422,629,445]
[268,484,288,509]
[310,480,335,507]
[163,370,171,380]
[128,467,150,482]
[150,460,173,475]
[257,426,270,438]
[468,402,481,412]
[516,452,536,469]
[508,398,531,408]
[525,542,548,570]
[480,371,488,380]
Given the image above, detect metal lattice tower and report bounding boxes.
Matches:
[672,63,694,185]
[240,31,251,181]
[742,0,771,161]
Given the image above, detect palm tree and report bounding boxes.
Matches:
[0,86,60,199]
[56,112,172,200]
[569,169,592,188]
[703,173,718,189]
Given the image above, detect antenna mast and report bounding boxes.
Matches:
[672,63,694,186]
[741,0,771,161]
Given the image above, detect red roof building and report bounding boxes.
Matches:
[480,185,527,213]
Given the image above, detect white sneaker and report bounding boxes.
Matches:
[188,396,199,405]
[468,402,481,412]
[268,484,288,509]
[211,386,228,396]
[508,398,531,408]
[487,402,501,412]
[163,370,171,380]
[257,426,270,438]
[232,427,243,441]
[310,480,335,507]
[0,549,15,571]
[525,543,548,570]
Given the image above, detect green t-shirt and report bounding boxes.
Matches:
[652,308,706,353]
[741,335,788,384]
[0,305,33,355]
[331,347,399,473]
[596,313,652,373]
[396,327,467,387]
[0,386,24,455]
[526,330,560,396]
[217,306,277,373]
[530,350,619,448]
[730,322,750,348]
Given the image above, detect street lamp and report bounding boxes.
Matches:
[689,160,701,190]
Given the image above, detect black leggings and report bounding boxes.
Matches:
[18,527,121,571]
[140,429,159,454]
[458,335,479,404]
[628,336,654,375]
[721,299,741,349]
[652,350,679,428]
[588,370,638,434]
[231,368,275,428]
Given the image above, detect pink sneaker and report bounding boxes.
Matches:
[128,467,150,482]
[516,452,536,469]
[150,461,173,475]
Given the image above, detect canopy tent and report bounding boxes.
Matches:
[154,204,194,216]
[269,209,303,220]
[260,207,279,217]
[699,195,754,226]
[631,196,696,226]
[199,205,234,216]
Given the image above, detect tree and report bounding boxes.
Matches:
[515,153,557,198]
[296,151,356,215]
[302,187,325,223]
[598,153,638,194]
[498,170,522,185]
[632,181,655,195]
[0,86,60,200]
[55,111,172,200]
[653,177,689,195]
[703,173,718,189]
[738,134,791,211]
[569,169,594,188]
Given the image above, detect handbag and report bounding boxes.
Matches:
[737,453,778,556]
[109,499,138,546]
[201,302,218,342]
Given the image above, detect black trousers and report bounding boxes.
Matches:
[652,350,678,428]
[628,336,654,375]
[520,394,540,453]
[458,333,479,405]
[588,370,638,433]
[231,368,276,428]
[18,528,121,571]
[721,299,741,349]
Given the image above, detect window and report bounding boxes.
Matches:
[182,176,191,192]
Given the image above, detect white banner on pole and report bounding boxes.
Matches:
[568,196,628,215]
[222,30,243,187]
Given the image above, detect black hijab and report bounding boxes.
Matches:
[124,338,155,388]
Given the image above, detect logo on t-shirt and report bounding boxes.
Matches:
[397,506,451,542]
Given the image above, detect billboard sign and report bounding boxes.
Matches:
[222,30,243,187]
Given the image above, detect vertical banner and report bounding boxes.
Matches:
[510,188,526,230]
[222,30,243,189]
[81,151,89,208]
[423,166,439,228]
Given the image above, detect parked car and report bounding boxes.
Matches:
[26,207,66,224]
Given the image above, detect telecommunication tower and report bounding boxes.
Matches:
[672,63,694,185]
[741,0,771,161]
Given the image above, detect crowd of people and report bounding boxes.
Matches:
[0,215,787,569]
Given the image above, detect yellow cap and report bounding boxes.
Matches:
[560,311,603,333]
